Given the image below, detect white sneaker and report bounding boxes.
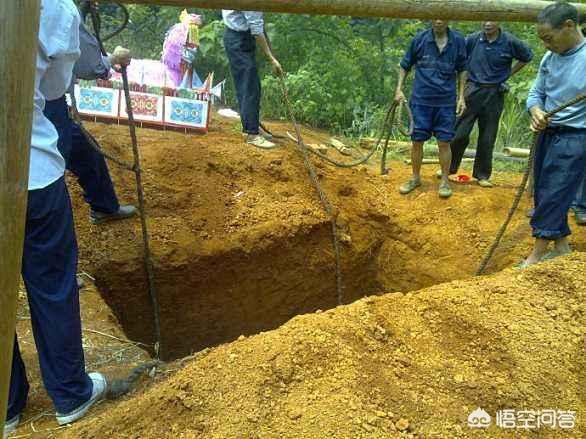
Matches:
[246,134,277,149]
[3,415,20,439]
[56,372,107,425]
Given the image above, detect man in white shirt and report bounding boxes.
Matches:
[222,10,283,149]
[4,1,106,436]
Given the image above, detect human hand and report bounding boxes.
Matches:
[457,97,467,117]
[109,46,132,72]
[529,106,548,132]
[394,89,406,103]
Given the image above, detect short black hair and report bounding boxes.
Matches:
[537,2,579,29]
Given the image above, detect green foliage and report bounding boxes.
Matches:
[90,3,551,149]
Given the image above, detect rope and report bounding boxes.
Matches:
[285,100,413,173]
[475,93,586,276]
[278,76,344,305]
[107,360,161,399]
[120,67,163,358]
[83,4,163,358]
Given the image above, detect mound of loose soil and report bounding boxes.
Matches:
[69,116,586,359]
[63,254,585,438]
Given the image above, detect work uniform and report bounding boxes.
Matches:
[450,29,533,180]
[526,41,586,239]
[7,0,94,421]
[400,28,467,142]
[222,10,265,135]
[43,22,120,216]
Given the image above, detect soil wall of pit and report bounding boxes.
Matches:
[71,121,586,360]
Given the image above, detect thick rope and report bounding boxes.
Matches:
[476,94,586,275]
[85,5,163,358]
[286,100,413,172]
[120,67,163,358]
[278,76,344,305]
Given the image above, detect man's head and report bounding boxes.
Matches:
[482,21,500,38]
[537,2,582,54]
[431,20,449,35]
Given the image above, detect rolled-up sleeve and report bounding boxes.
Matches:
[244,11,264,35]
[527,55,548,111]
[400,38,417,71]
[511,35,534,63]
[455,38,468,72]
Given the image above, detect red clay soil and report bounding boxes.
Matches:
[62,254,585,439]
[68,115,586,360]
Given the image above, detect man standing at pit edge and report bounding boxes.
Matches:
[523,1,586,266]
[395,20,467,199]
[448,21,533,188]
[223,10,283,149]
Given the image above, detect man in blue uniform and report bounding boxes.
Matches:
[395,20,467,198]
[523,1,586,266]
[449,22,533,187]
[4,2,106,436]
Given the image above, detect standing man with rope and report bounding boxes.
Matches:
[523,1,586,266]
[4,2,107,436]
[43,17,137,225]
[222,9,283,149]
[395,20,467,198]
[448,21,533,188]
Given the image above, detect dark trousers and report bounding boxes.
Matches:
[531,129,586,239]
[223,27,261,135]
[450,86,505,180]
[571,175,585,215]
[44,97,120,214]
[8,177,92,420]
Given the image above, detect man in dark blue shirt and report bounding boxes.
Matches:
[449,22,533,187]
[395,20,467,199]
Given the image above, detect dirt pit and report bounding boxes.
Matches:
[64,254,585,439]
[71,116,586,360]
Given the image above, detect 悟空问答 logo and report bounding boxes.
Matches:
[468,407,491,428]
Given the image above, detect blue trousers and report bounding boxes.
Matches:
[223,27,261,135]
[8,177,92,420]
[531,129,586,239]
[571,175,585,215]
[410,103,456,143]
[44,97,120,214]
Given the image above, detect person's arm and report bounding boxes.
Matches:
[527,55,549,132]
[457,70,468,116]
[510,35,534,79]
[244,11,283,75]
[255,33,283,75]
[395,37,416,102]
[456,37,468,116]
[510,61,528,78]
[395,68,409,102]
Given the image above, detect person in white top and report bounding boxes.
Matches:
[4,1,106,436]
[222,10,283,149]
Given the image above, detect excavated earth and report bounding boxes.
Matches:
[70,116,586,362]
[63,254,585,438]
[8,114,583,439]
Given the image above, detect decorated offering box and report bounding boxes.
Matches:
[74,59,212,133]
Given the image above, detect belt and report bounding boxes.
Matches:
[545,125,586,134]
[476,83,500,88]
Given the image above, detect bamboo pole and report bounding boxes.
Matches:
[0,0,40,422]
[112,0,586,22]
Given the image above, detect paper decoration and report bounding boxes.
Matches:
[120,91,164,123]
[75,86,119,118]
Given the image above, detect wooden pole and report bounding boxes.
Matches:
[112,0,586,22]
[0,0,40,422]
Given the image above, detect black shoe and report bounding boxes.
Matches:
[90,205,137,225]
